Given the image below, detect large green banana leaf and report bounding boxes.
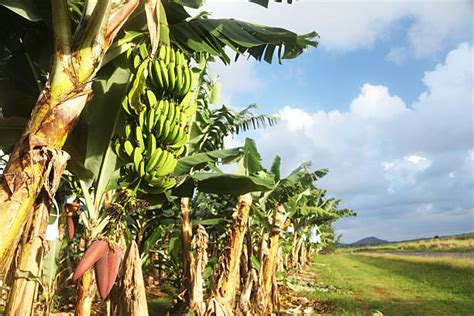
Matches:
[173,147,243,176]
[170,17,318,64]
[193,172,274,195]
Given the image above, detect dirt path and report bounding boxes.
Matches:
[358,251,474,260]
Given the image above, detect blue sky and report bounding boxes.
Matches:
[202,0,473,243]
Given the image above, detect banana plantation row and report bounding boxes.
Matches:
[0,0,353,315]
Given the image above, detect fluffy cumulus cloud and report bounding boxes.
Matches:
[254,43,474,242]
[200,0,472,59]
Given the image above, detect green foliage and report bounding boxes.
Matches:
[83,65,132,208]
[192,172,274,195]
[190,76,279,154]
[270,155,281,182]
[173,147,243,176]
[0,0,50,22]
[170,17,318,64]
[237,138,264,176]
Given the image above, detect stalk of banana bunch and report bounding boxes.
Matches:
[113,43,199,192]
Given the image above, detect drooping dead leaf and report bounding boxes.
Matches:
[144,0,160,56]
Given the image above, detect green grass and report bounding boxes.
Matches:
[293,253,474,315]
[148,297,172,315]
[338,234,474,253]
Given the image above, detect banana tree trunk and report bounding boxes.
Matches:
[180,197,193,306]
[295,235,305,269]
[299,241,306,267]
[305,243,312,265]
[253,231,269,313]
[75,269,96,316]
[190,225,209,314]
[115,241,149,316]
[5,195,49,315]
[211,193,252,313]
[0,0,138,277]
[262,204,286,313]
[238,268,256,315]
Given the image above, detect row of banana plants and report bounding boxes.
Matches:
[0,0,352,315]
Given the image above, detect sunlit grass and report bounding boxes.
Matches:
[295,253,474,315]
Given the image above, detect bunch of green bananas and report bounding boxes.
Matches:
[114,44,197,192]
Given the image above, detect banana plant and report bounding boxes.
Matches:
[0,0,319,279]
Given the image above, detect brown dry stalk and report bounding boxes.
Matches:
[180,197,193,306]
[190,225,209,314]
[210,193,253,314]
[116,241,149,316]
[5,149,69,314]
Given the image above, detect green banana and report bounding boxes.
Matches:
[165,122,180,144]
[133,147,143,172]
[139,43,148,60]
[155,117,165,140]
[115,43,194,192]
[160,120,171,142]
[145,147,162,172]
[124,123,132,138]
[154,151,177,176]
[159,59,169,91]
[123,140,134,157]
[165,46,171,64]
[135,125,145,150]
[133,54,141,69]
[168,63,176,92]
[171,124,185,145]
[113,141,127,161]
[147,107,155,133]
[167,99,176,123]
[145,90,157,108]
[171,46,176,64]
[145,175,176,190]
[175,65,184,96]
[162,99,170,119]
[159,45,166,60]
[139,160,146,177]
[173,145,186,157]
[182,67,191,96]
[146,134,157,157]
[151,60,164,91]
[155,100,164,124]
[138,111,145,129]
[169,130,189,149]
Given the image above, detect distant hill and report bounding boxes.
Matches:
[338,232,474,248]
[339,236,389,247]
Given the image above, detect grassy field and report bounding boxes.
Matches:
[291,253,474,315]
[338,234,474,253]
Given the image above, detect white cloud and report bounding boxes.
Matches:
[279,106,313,132]
[405,155,428,165]
[350,84,407,119]
[382,155,432,193]
[468,149,474,161]
[200,0,472,58]
[252,43,474,242]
